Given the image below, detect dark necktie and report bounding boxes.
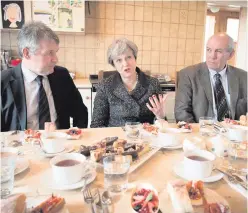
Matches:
[36,76,51,129]
[214,73,229,121]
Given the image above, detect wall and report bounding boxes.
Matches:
[236,7,247,71]
[0,1,206,79]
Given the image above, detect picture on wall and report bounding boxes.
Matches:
[1,0,25,29]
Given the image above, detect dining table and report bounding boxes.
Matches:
[10,124,248,213]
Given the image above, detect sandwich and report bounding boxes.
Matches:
[186,180,204,206]
[167,179,194,212]
[1,193,26,213]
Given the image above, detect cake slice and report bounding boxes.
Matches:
[167,180,194,213]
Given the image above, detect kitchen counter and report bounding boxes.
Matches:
[73,78,91,88]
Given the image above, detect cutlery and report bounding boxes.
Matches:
[102,190,112,213]
[83,187,96,213]
[216,168,247,190]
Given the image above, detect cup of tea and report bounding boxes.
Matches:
[227,127,247,142]
[183,149,216,179]
[41,132,67,153]
[50,153,90,185]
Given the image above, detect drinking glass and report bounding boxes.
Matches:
[1,150,17,198]
[199,117,215,136]
[125,122,141,142]
[103,155,131,194]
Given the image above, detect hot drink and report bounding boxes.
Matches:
[187,155,209,161]
[55,159,80,167]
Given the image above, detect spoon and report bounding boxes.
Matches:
[102,191,112,213]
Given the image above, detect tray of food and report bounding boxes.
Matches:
[163,179,230,213]
[79,137,159,173]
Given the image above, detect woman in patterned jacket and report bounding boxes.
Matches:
[91,38,168,128]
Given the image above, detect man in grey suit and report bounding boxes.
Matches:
[175,33,247,123]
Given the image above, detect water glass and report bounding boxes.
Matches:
[103,155,131,194]
[125,122,141,142]
[199,117,215,136]
[1,149,17,198]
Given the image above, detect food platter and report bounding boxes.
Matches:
[160,187,230,213]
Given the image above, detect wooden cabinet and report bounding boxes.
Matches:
[78,88,92,128]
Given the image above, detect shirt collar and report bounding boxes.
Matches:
[21,64,48,83]
[209,65,227,79]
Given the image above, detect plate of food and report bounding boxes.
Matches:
[131,183,160,213]
[162,179,230,213]
[177,121,193,133]
[66,127,82,140]
[79,137,159,174]
[26,194,69,213]
[23,129,41,143]
[222,115,248,130]
[229,141,248,159]
[142,123,158,135]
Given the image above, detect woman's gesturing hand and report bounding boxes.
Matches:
[146,93,169,119]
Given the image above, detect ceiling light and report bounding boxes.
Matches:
[210,6,220,13]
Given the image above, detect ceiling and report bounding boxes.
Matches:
[207,1,247,7]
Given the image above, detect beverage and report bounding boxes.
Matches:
[1,153,16,198]
[125,122,141,142]
[55,159,80,167]
[199,117,215,136]
[103,155,131,193]
[187,155,209,161]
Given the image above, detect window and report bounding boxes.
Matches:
[226,18,239,42]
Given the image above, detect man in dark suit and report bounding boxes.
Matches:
[1,21,88,131]
[175,33,247,123]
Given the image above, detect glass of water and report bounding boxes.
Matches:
[199,117,215,136]
[1,148,17,198]
[103,155,131,194]
[125,122,141,142]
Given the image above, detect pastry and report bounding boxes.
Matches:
[1,193,26,213]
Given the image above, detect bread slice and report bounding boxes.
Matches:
[167,180,194,212]
[1,193,26,213]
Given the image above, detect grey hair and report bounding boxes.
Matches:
[107,38,138,67]
[17,21,59,57]
[225,34,235,52]
[3,3,21,21]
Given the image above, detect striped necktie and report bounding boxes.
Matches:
[36,76,51,129]
[214,73,229,121]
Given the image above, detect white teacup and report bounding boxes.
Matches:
[157,129,182,147]
[227,127,247,142]
[183,149,215,180]
[41,132,67,153]
[50,153,89,185]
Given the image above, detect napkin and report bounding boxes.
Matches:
[223,175,247,198]
[183,137,206,153]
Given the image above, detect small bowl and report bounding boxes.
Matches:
[157,129,183,147]
[131,183,160,213]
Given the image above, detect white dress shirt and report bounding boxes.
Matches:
[22,64,57,130]
[209,66,231,121]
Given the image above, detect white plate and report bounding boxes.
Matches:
[173,162,224,183]
[26,196,69,213]
[15,158,29,175]
[40,169,97,190]
[160,187,230,213]
[42,144,74,158]
[129,146,160,173]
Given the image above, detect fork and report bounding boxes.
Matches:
[228,175,248,190]
[83,187,96,213]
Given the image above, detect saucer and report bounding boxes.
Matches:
[42,144,74,158]
[162,144,183,150]
[15,158,29,175]
[40,169,97,190]
[173,161,224,183]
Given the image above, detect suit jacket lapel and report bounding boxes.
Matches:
[197,63,213,106]
[131,69,149,100]
[227,65,239,119]
[10,64,27,130]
